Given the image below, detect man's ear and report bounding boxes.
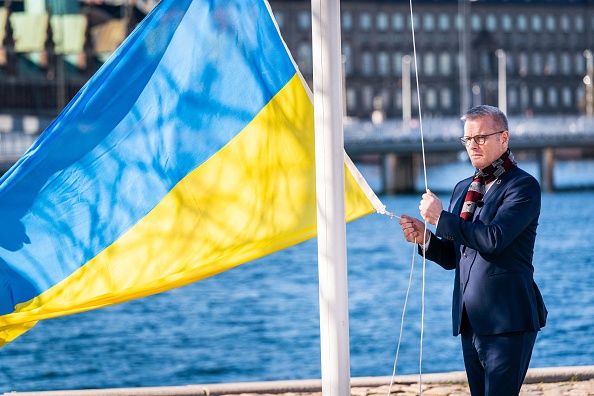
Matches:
[502,130,510,146]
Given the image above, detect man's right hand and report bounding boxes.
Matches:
[398,214,431,245]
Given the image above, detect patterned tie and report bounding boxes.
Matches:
[460,149,516,221]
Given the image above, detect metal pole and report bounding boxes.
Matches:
[56,21,66,112]
[496,49,507,115]
[584,50,593,117]
[402,55,411,130]
[342,54,347,118]
[458,0,470,114]
[311,0,351,396]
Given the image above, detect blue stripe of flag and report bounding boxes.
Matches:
[0,0,297,313]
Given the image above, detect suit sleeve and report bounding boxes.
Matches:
[419,178,469,270]
[435,173,540,255]
[422,233,457,270]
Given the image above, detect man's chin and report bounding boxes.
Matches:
[470,157,486,169]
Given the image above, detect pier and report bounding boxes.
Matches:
[1,115,594,193]
[344,116,594,193]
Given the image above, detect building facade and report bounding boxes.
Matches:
[1,0,593,119]
[0,0,147,117]
[270,0,594,118]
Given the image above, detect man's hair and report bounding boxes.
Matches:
[461,105,508,131]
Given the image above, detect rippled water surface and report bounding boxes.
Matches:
[0,160,592,393]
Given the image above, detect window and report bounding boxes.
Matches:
[545,52,557,75]
[362,86,374,111]
[379,88,391,110]
[377,12,389,31]
[531,15,542,32]
[562,87,572,107]
[508,87,518,109]
[274,11,284,28]
[486,14,497,32]
[545,15,556,32]
[378,51,390,76]
[438,13,449,31]
[533,87,544,107]
[471,14,481,31]
[360,12,372,31]
[411,57,418,76]
[298,11,310,30]
[392,13,404,31]
[517,15,527,32]
[575,15,584,32]
[346,88,357,112]
[362,51,374,76]
[411,88,419,109]
[394,91,402,110]
[576,87,585,108]
[548,87,558,107]
[407,12,420,31]
[423,13,435,31]
[520,85,530,109]
[342,11,353,31]
[576,53,585,75]
[439,52,451,76]
[532,53,543,75]
[561,52,571,75]
[506,53,515,73]
[440,88,452,109]
[426,88,437,109]
[519,52,529,76]
[480,52,492,75]
[560,15,570,32]
[297,42,312,75]
[342,43,353,76]
[502,14,512,32]
[455,14,463,31]
[392,52,403,75]
[424,52,436,76]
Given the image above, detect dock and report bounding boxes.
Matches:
[343,116,594,194]
[2,114,594,193]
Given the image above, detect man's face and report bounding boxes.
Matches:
[463,117,509,170]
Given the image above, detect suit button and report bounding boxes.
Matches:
[463,253,468,258]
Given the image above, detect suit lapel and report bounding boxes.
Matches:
[453,178,472,217]
[474,167,516,217]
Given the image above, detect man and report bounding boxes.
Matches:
[398,105,547,396]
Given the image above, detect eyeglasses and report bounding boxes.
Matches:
[459,130,505,146]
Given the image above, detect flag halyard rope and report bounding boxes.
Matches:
[387,0,430,394]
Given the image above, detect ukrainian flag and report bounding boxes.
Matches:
[0,0,380,346]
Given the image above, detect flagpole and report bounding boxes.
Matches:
[311,0,351,396]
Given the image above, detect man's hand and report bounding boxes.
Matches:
[420,189,443,226]
[398,214,431,245]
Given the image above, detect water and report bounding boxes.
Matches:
[0,159,593,393]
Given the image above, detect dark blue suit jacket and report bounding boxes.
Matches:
[424,166,547,336]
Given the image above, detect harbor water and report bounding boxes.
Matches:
[0,158,593,393]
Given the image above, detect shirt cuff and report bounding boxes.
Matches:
[419,233,431,251]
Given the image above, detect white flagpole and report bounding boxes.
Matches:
[311,0,351,396]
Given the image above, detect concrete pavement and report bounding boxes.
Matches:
[5,366,594,396]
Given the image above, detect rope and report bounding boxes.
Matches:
[387,0,430,394]
[407,3,429,393]
[387,242,416,396]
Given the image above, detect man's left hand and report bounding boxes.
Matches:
[420,189,443,225]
